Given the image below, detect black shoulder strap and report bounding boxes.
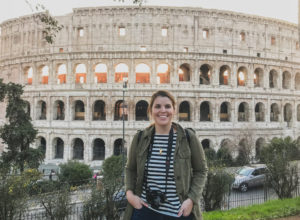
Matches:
[137,130,143,144]
[185,128,195,147]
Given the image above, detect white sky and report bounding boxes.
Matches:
[0,0,298,24]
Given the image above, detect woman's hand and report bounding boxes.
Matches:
[126,190,148,209]
[178,198,193,217]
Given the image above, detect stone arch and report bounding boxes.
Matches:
[53,137,64,159]
[114,138,123,156]
[282,71,291,89]
[199,64,212,85]
[178,63,190,82]
[93,100,106,120]
[94,63,107,83]
[36,100,47,120]
[24,66,33,85]
[238,102,250,122]
[73,100,85,120]
[114,100,127,121]
[179,101,190,121]
[255,138,265,160]
[200,101,212,121]
[36,136,46,157]
[254,67,264,87]
[237,66,247,86]
[284,103,293,122]
[56,63,67,84]
[38,65,49,84]
[53,100,65,120]
[201,139,211,149]
[255,102,265,122]
[93,138,105,160]
[157,63,170,84]
[270,103,280,122]
[220,102,231,121]
[115,63,129,83]
[72,138,84,160]
[295,72,300,90]
[136,100,149,121]
[269,69,278,88]
[136,63,150,83]
[75,63,87,84]
[219,65,231,85]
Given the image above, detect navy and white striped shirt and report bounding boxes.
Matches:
[141,133,181,217]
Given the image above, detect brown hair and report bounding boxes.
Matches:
[148,90,176,115]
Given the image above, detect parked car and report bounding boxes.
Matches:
[232,165,267,192]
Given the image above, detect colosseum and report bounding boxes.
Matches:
[0,5,300,167]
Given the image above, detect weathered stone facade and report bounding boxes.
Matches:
[1,6,300,166]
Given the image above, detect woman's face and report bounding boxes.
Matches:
[151,96,175,128]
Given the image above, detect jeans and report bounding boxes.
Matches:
[131,206,193,220]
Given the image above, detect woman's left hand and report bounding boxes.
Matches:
[178,198,193,217]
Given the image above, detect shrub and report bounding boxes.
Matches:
[235,145,251,166]
[58,161,93,186]
[216,147,234,167]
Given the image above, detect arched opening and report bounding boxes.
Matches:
[73,138,84,160]
[219,65,230,85]
[24,67,33,85]
[157,64,170,84]
[114,138,123,156]
[178,63,190,82]
[53,138,64,159]
[38,65,49,84]
[36,100,47,120]
[238,102,249,122]
[74,100,85,120]
[237,66,247,86]
[270,103,280,122]
[254,68,264,87]
[37,137,46,157]
[135,100,149,121]
[199,64,212,85]
[255,138,265,161]
[282,71,291,89]
[269,69,278,88]
[75,64,87,84]
[255,102,265,122]
[94,63,107,83]
[114,100,128,121]
[93,138,105,160]
[284,103,292,122]
[53,100,65,120]
[57,64,67,84]
[200,101,211,121]
[201,139,210,149]
[136,63,150,83]
[220,102,230,122]
[179,101,190,121]
[297,104,300,121]
[115,63,129,83]
[93,100,106,120]
[295,73,300,90]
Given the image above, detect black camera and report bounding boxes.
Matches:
[145,188,166,209]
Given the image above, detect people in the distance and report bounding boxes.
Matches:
[124,90,208,220]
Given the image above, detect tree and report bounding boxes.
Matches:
[58,161,93,187]
[261,137,300,199]
[0,81,43,172]
[0,168,41,220]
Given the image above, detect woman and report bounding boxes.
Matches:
[124,90,208,220]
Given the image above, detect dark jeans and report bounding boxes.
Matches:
[131,206,193,220]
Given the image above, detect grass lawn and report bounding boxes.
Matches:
[203,197,300,220]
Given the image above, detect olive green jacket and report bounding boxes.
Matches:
[124,123,208,220]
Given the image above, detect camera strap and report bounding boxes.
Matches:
[144,126,174,194]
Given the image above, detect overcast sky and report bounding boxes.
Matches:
[0,0,298,24]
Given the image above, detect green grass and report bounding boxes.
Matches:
[203,197,300,220]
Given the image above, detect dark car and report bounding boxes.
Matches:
[232,165,267,192]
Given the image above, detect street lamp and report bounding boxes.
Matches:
[122,76,128,182]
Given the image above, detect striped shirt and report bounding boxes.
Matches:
[141,133,181,217]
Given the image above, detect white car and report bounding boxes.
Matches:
[232,165,267,192]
